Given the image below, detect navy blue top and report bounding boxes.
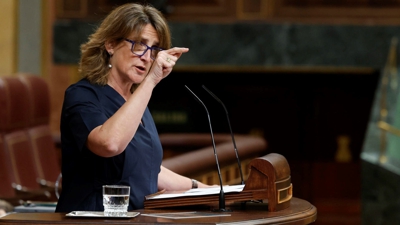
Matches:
[55,78,163,212]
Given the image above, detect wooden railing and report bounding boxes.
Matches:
[160,133,268,185]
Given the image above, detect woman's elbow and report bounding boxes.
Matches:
[88,140,123,157]
[87,127,125,157]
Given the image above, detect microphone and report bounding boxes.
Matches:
[184,85,231,212]
[202,85,244,185]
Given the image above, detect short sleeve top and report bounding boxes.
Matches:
[55,78,163,212]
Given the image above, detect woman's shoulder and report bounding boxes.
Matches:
[64,78,105,101]
[66,78,103,93]
[68,78,94,88]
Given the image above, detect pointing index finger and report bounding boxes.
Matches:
[164,47,189,55]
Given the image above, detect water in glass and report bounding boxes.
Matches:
[103,185,130,217]
[103,194,129,216]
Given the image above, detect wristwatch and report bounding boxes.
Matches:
[191,179,198,189]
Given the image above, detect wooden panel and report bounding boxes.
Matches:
[310,161,361,225]
[54,0,400,24]
[56,0,88,19]
[237,0,274,20]
[55,0,129,20]
[0,0,17,75]
[282,0,400,7]
[273,0,400,24]
[165,0,237,22]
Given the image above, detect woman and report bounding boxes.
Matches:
[55,3,210,212]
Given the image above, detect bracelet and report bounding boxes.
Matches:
[191,179,198,189]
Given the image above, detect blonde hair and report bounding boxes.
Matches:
[79,3,171,86]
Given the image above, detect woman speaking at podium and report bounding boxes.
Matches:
[55,2,211,213]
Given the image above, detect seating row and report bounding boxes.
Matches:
[0,74,61,205]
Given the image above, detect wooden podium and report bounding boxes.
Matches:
[144,153,293,212]
[0,154,316,225]
[0,198,316,225]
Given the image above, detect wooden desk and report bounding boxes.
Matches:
[0,198,316,225]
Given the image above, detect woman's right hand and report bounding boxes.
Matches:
[147,47,189,84]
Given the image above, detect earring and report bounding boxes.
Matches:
[108,51,113,68]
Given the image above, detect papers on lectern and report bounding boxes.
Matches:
[146,184,245,200]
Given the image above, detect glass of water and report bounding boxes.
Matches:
[102,185,130,217]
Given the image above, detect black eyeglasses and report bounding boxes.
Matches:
[124,38,163,60]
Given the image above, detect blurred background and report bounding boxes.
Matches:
[1,0,400,224]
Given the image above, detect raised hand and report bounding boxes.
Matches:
[148,47,189,84]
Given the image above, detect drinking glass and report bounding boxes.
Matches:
[102,185,130,217]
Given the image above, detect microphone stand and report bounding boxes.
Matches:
[185,85,231,212]
[202,85,245,185]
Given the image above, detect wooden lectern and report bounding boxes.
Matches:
[243,153,292,211]
[0,153,316,225]
[144,153,293,212]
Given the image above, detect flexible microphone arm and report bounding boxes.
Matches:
[184,85,230,212]
[202,85,245,185]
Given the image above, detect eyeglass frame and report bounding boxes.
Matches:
[124,38,163,60]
